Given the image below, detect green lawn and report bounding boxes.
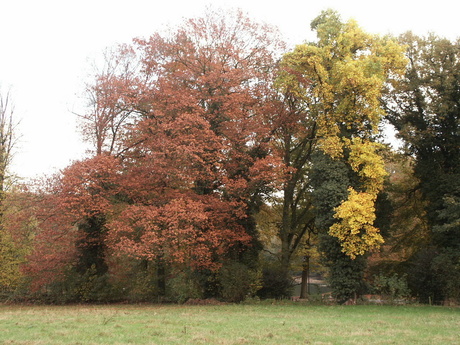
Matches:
[0,303,458,344]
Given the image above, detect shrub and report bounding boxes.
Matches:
[257,265,294,300]
[431,249,460,303]
[166,269,204,303]
[372,273,411,300]
[219,261,262,302]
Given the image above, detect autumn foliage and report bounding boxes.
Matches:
[4,8,457,305]
[14,9,285,300]
[20,155,120,290]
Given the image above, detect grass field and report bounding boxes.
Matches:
[0,303,459,344]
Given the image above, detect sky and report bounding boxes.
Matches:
[1,0,459,180]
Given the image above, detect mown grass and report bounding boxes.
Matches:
[0,303,459,344]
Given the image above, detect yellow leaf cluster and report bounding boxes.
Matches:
[329,188,384,258]
[318,135,344,158]
[328,138,387,258]
[348,138,387,195]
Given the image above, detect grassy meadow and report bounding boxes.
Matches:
[0,303,459,344]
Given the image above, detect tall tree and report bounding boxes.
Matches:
[277,10,406,301]
[0,89,19,205]
[73,8,284,301]
[384,33,460,303]
[69,47,147,298]
[0,89,21,292]
[18,9,282,302]
[258,68,318,298]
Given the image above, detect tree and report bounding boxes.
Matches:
[277,9,406,301]
[0,89,22,293]
[19,179,80,293]
[384,33,460,303]
[70,8,284,301]
[131,7,284,205]
[256,64,318,298]
[15,9,282,302]
[21,155,123,301]
[376,153,430,258]
[71,48,147,300]
[0,89,19,207]
[310,150,368,303]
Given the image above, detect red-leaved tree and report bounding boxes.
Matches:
[23,9,285,301]
[111,8,285,266]
[22,155,122,292]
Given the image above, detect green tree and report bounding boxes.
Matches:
[384,33,460,303]
[310,151,368,303]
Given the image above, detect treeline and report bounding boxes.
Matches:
[0,9,458,305]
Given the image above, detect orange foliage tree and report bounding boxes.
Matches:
[103,9,284,297]
[22,9,284,301]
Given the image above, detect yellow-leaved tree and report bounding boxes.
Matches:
[0,89,25,293]
[277,9,406,259]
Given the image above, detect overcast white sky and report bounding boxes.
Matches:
[1,0,459,180]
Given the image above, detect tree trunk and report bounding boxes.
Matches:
[299,255,310,299]
[156,258,166,296]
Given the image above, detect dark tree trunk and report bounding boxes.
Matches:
[156,258,166,296]
[300,255,310,299]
